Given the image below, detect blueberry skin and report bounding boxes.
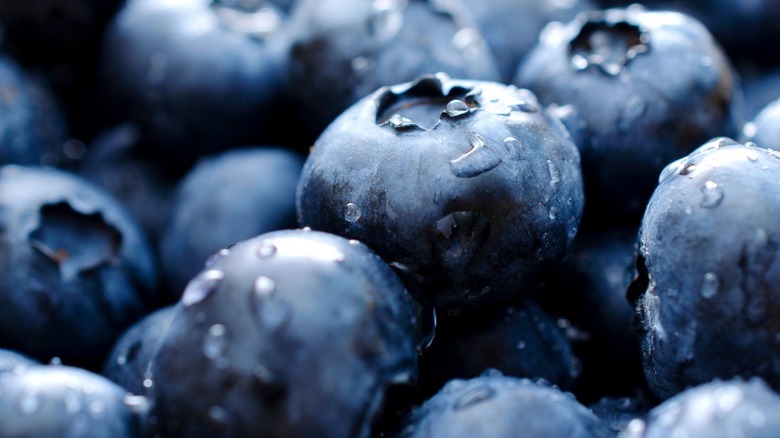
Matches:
[149,230,418,437]
[103,306,175,396]
[0,348,38,373]
[99,0,288,160]
[0,166,159,366]
[298,74,583,312]
[744,98,780,150]
[516,7,740,222]
[419,301,579,397]
[623,379,780,438]
[0,364,146,438]
[402,373,612,438]
[286,0,501,136]
[0,55,67,167]
[160,147,304,296]
[452,0,595,82]
[589,395,654,435]
[629,138,780,400]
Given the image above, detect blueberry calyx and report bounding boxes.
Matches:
[568,11,650,76]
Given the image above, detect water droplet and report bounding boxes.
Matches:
[516,340,526,350]
[700,180,724,208]
[202,324,228,360]
[444,99,469,118]
[547,160,561,185]
[123,395,149,412]
[747,150,759,162]
[743,122,757,139]
[450,132,502,178]
[182,269,224,307]
[256,240,277,258]
[348,239,361,246]
[344,203,361,223]
[350,56,375,74]
[142,378,153,389]
[89,400,105,415]
[370,0,406,43]
[548,207,558,220]
[701,272,719,298]
[209,406,229,424]
[20,392,39,414]
[253,289,291,330]
[64,392,82,414]
[717,386,743,412]
[679,163,697,176]
[388,114,414,128]
[502,137,523,161]
[205,248,230,268]
[433,191,442,205]
[255,276,275,296]
[453,385,496,410]
[451,27,482,59]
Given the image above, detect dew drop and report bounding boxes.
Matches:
[717,386,743,412]
[205,248,230,268]
[453,385,496,410]
[20,392,39,414]
[182,269,224,307]
[344,203,361,223]
[747,150,759,162]
[433,190,442,205]
[254,276,276,296]
[64,392,82,414]
[679,163,697,176]
[700,180,724,208]
[502,137,523,161]
[548,207,558,221]
[350,56,375,74]
[547,160,561,185]
[202,324,228,360]
[701,272,719,299]
[256,240,277,258]
[444,100,469,118]
[516,340,526,350]
[142,378,153,389]
[449,131,502,178]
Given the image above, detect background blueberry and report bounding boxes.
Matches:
[0,165,159,366]
[630,138,780,400]
[149,229,418,437]
[160,147,304,296]
[285,0,501,136]
[402,372,613,438]
[622,378,780,438]
[743,98,780,150]
[418,301,579,398]
[0,364,147,438]
[102,306,175,397]
[297,74,584,312]
[516,6,740,224]
[98,0,289,160]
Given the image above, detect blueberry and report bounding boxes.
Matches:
[103,306,175,396]
[0,364,147,437]
[286,0,500,135]
[542,227,645,399]
[297,73,584,312]
[0,165,159,366]
[99,0,289,160]
[629,138,780,400]
[402,372,612,437]
[0,348,38,373]
[419,301,579,398]
[450,0,595,82]
[743,98,780,150]
[148,229,418,437]
[622,378,780,437]
[160,147,304,296]
[0,55,68,167]
[516,6,740,222]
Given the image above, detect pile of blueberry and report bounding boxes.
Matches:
[2,0,780,436]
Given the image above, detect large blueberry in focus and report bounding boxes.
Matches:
[160,147,304,296]
[103,306,175,396]
[0,55,68,166]
[298,74,584,312]
[0,364,147,437]
[286,0,500,135]
[0,166,159,366]
[622,379,780,437]
[419,301,579,397]
[516,6,740,222]
[402,372,612,437]
[99,0,288,160]
[629,138,780,400]
[148,230,418,437]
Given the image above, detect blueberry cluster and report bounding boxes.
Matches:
[1,0,780,436]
